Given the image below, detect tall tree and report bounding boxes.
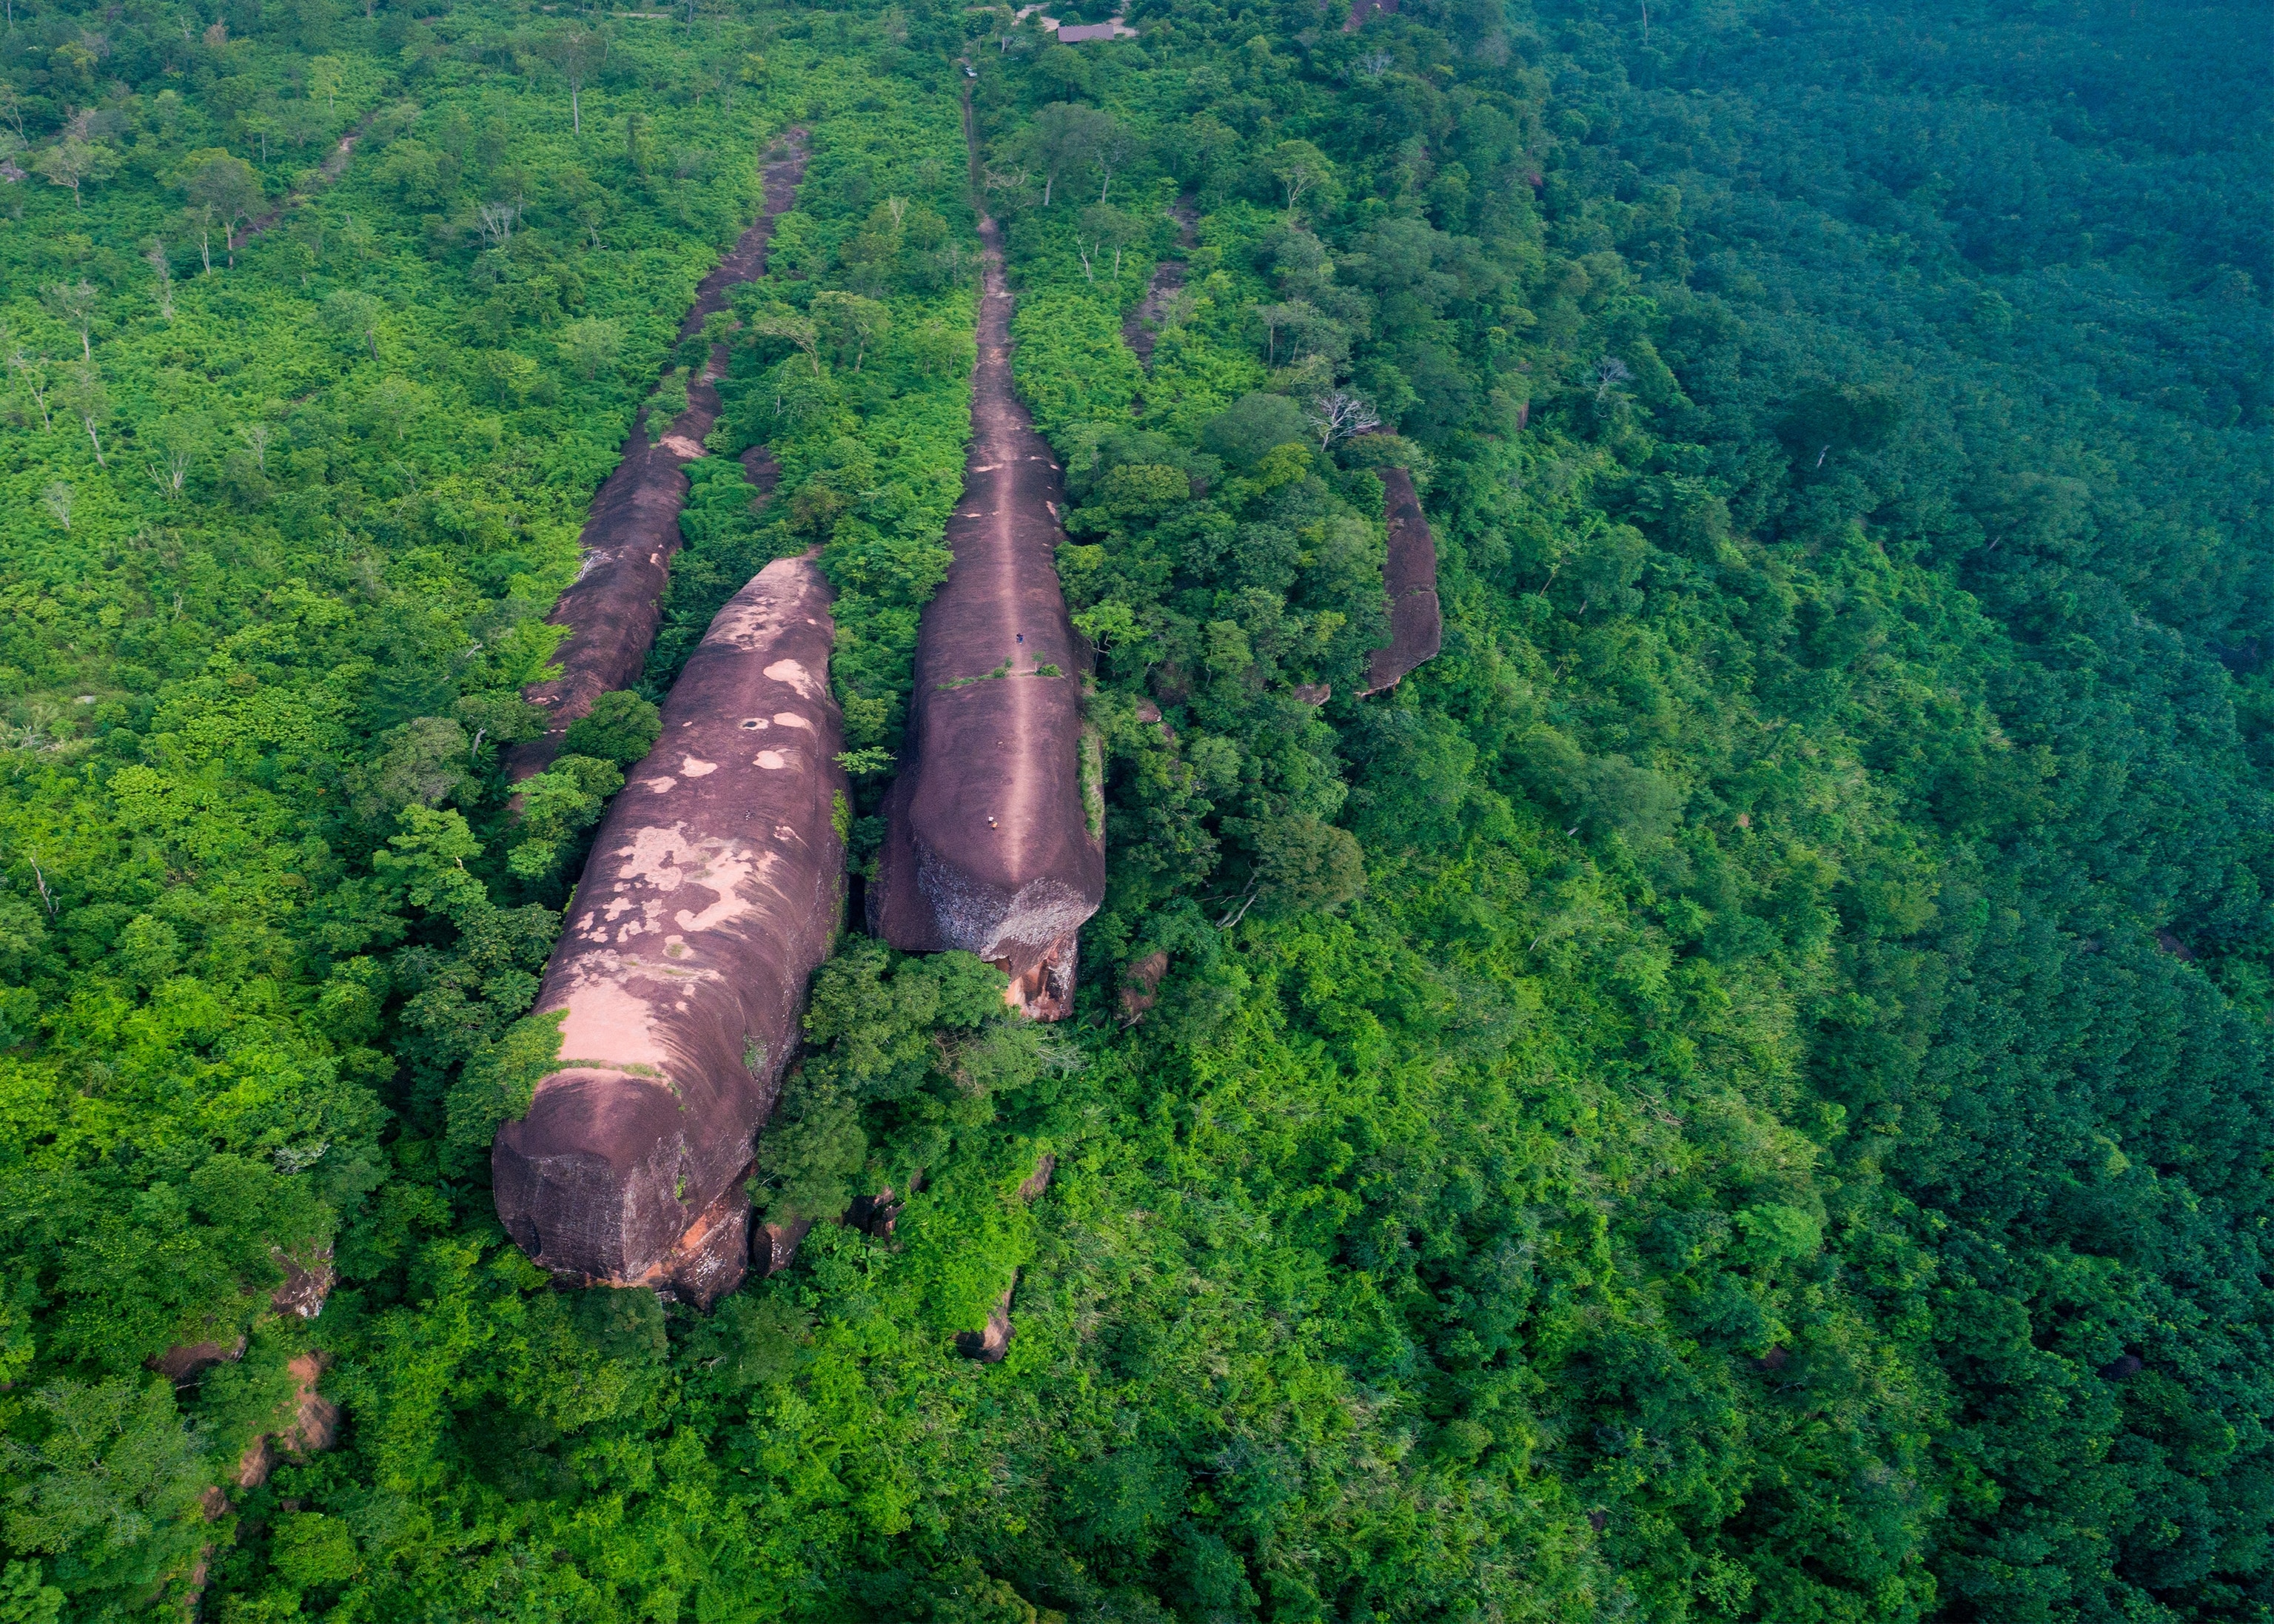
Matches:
[56,361,107,465]
[545,27,608,137]
[38,282,96,360]
[321,289,385,363]
[30,137,115,209]
[1267,139,1338,224]
[1019,102,1120,207]
[177,151,263,266]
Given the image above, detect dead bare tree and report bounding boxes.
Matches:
[477,199,520,249]
[544,26,608,137]
[1305,387,1381,451]
[144,238,175,321]
[4,332,53,430]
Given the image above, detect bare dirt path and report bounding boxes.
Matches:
[869,89,1103,1020]
[508,130,809,782]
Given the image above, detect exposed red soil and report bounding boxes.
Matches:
[493,553,848,1303]
[1359,466,1443,695]
[508,132,809,782]
[1344,0,1396,29]
[233,1353,340,1491]
[871,94,1104,1021]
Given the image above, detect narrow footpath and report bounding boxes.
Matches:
[869,90,1104,1020]
[508,130,809,782]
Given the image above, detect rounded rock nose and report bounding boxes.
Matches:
[492,1069,688,1281]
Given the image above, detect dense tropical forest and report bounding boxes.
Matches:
[0,0,2267,1614]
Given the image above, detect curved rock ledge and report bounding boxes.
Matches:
[494,554,848,1304]
[870,107,1102,1021]
[1359,466,1443,696]
[509,132,809,782]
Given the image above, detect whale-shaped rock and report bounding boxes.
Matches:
[1359,466,1442,696]
[494,554,847,1304]
[508,134,810,782]
[869,212,1103,1019]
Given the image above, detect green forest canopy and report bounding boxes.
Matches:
[0,0,2267,1619]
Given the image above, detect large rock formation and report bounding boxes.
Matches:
[494,554,848,1305]
[1360,466,1443,696]
[870,207,1103,1020]
[1122,195,1197,367]
[509,133,809,782]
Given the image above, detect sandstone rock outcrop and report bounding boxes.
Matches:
[1118,951,1169,1024]
[956,1286,1017,1363]
[1359,466,1443,696]
[269,1244,333,1321]
[494,554,847,1305]
[956,1159,1053,1361]
[233,1353,339,1492]
[1122,194,1197,367]
[509,133,809,782]
[871,184,1103,1021]
[757,1217,813,1277]
[150,1336,245,1386]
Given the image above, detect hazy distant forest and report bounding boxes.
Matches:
[0,0,2267,1614]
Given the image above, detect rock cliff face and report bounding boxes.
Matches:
[508,133,808,782]
[1360,466,1443,696]
[870,207,1103,1020]
[494,555,847,1304]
